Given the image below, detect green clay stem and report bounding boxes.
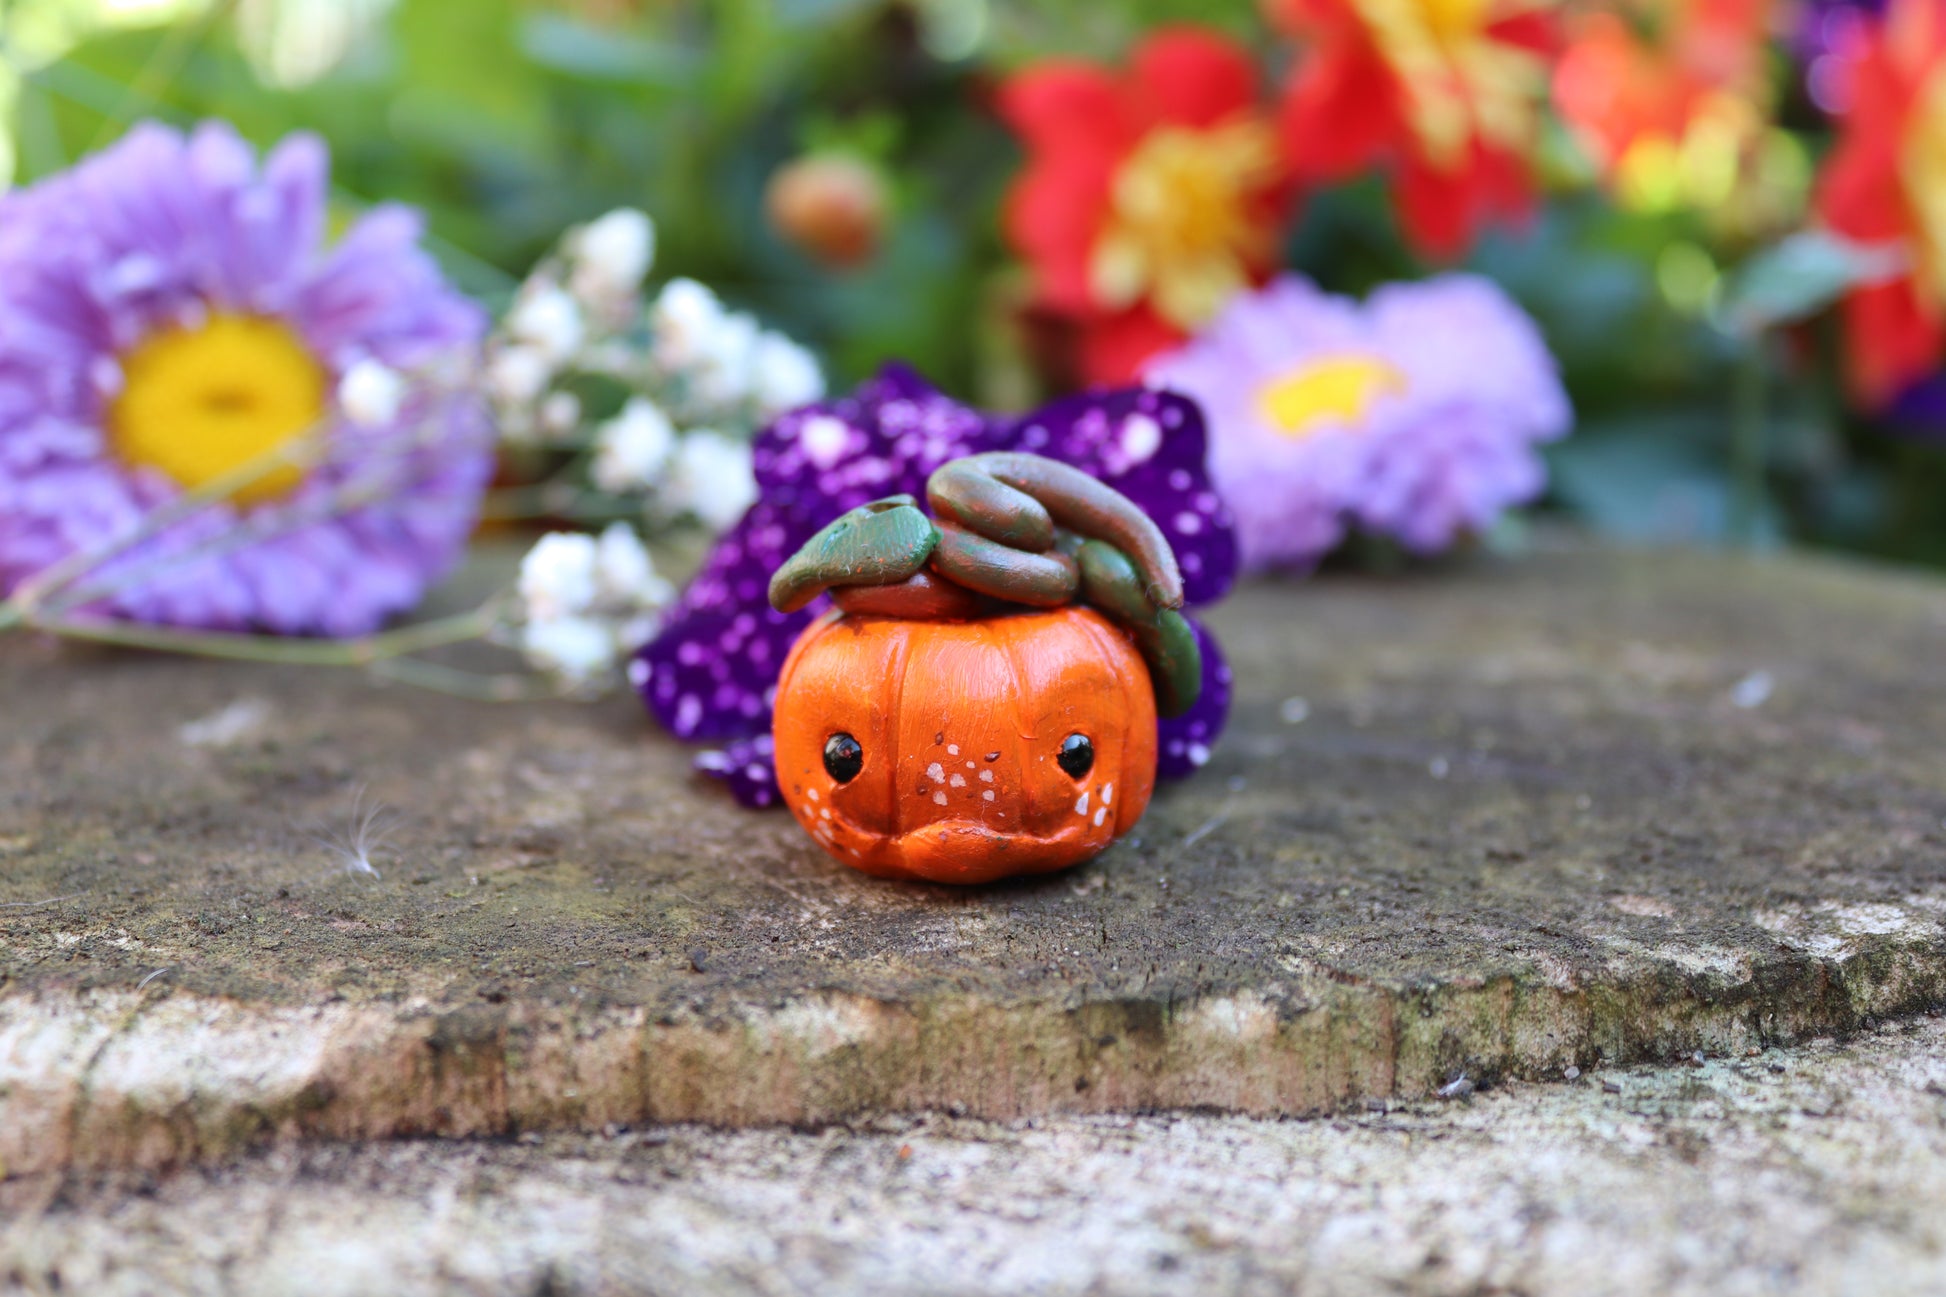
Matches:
[925,460,1056,552]
[963,452,1185,610]
[929,521,1079,607]
[1076,539,1203,718]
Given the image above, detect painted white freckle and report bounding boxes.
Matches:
[1075,791,1090,816]
[807,788,820,802]
[926,762,945,782]
[1094,807,1107,827]
[1102,783,1113,806]
[979,770,994,783]
[982,790,995,802]
[1188,743,1211,767]
[965,761,976,770]
[1175,511,1203,535]
[933,791,948,807]
[949,774,966,788]
[820,808,831,820]
[947,744,960,756]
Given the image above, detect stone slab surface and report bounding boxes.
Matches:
[3,543,1946,1173]
[5,1014,1943,1297]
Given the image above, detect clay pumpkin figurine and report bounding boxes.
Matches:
[767,452,1202,884]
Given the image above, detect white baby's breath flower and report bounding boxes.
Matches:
[518,531,599,623]
[337,358,407,427]
[570,208,656,302]
[690,312,760,410]
[594,521,673,608]
[539,390,582,439]
[651,278,728,370]
[591,397,676,493]
[751,332,824,415]
[615,612,661,657]
[521,615,617,689]
[577,339,641,379]
[668,430,758,532]
[506,284,585,365]
[487,345,553,408]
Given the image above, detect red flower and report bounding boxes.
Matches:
[998,28,1295,386]
[1816,0,1946,407]
[1552,0,1775,210]
[1265,0,1560,259]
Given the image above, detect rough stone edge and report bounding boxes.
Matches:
[4,930,1943,1178]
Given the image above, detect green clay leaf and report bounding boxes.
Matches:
[767,497,939,613]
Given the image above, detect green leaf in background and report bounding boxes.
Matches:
[1547,413,1784,546]
[1717,230,1908,336]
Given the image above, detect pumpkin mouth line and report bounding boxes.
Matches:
[878,818,1102,848]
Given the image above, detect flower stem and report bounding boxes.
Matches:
[369,657,571,701]
[39,451,437,618]
[5,427,328,616]
[1730,343,1767,549]
[21,606,494,666]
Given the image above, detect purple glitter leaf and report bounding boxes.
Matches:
[671,498,825,621]
[753,363,1008,514]
[696,733,781,808]
[638,603,820,742]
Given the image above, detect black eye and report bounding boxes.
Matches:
[823,732,863,783]
[1058,733,1094,779]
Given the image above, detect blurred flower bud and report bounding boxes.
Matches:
[487,345,553,407]
[668,430,758,532]
[689,312,761,410]
[506,284,585,365]
[337,358,406,427]
[539,390,583,439]
[752,333,825,415]
[764,154,889,269]
[651,278,730,370]
[570,208,656,303]
[519,531,601,623]
[521,614,617,689]
[592,397,677,492]
[594,521,673,607]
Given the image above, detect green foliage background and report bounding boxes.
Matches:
[6,0,1946,567]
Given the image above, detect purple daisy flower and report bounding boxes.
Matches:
[1145,274,1570,567]
[634,364,1240,805]
[0,121,490,636]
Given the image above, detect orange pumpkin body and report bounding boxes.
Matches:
[771,606,1158,884]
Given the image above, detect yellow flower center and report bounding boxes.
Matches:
[1256,355,1407,439]
[1347,0,1551,170]
[1089,120,1282,331]
[109,315,328,505]
[1902,67,1946,311]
